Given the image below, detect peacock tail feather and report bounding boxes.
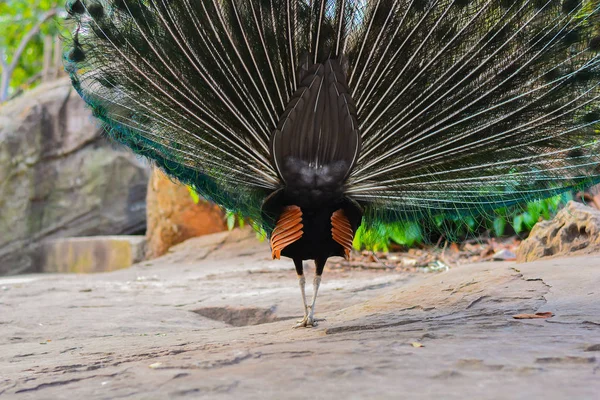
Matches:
[65,0,600,231]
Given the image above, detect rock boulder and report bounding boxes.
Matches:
[145,168,227,259]
[0,79,149,275]
[516,201,600,263]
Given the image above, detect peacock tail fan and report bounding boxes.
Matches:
[65,0,600,236]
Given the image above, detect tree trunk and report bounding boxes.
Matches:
[0,68,10,102]
[53,36,63,79]
[42,35,53,82]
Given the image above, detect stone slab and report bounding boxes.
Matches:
[39,236,146,273]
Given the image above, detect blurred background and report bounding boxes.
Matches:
[0,0,229,276]
[1,0,599,277]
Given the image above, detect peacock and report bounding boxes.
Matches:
[65,0,600,327]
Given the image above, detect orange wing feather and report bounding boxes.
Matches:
[331,209,354,260]
[270,205,303,260]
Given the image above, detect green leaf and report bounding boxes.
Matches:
[527,201,541,219]
[352,225,364,250]
[493,216,506,237]
[464,216,476,232]
[226,213,236,231]
[187,186,200,204]
[512,214,524,234]
[523,212,537,229]
[434,215,445,227]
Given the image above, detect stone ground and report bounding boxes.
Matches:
[0,229,599,399]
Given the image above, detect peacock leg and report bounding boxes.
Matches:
[295,257,326,328]
[293,259,309,328]
[305,274,322,327]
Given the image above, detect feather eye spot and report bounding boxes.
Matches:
[99,76,118,88]
[87,2,104,19]
[113,0,126,9]
[563,30,579,46]
[67,47,86,62]
[113,0,143,18]
[573,69,594,83]
[582,111,600,124]
[66,0,85,15]
[543,67,561,82]
[562,0,581,14]
[567,149,584,158]
[589,36,600,51]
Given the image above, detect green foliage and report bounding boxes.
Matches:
[353,221,422,252]
[353,193,573,251]
[0,0,63,99]
[192,185,572,251]
[225,210,244,231]
[224,209,267,242]
[189,174,573,251]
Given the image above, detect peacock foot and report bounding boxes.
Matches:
[293,307,321,328]
[294,316,317,328]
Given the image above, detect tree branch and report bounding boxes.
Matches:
[0,49,7,70]
[8,9,59,72]
[1,8,59,102]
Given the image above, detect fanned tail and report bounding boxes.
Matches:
[65,0,287,221]
[343,0,600,226]
[65,0,600,228]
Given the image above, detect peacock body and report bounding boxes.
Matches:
[65,0,600,326]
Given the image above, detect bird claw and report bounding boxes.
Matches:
[293,309,322,328]
[293,317,317,328]
[294,314,310,328]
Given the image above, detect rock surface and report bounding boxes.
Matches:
[0,79,149,275]
[516,201,600,263]
[575,183,600,209]
[0,229,599,399]
[145,168,227,259]
[39,236,146,273]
